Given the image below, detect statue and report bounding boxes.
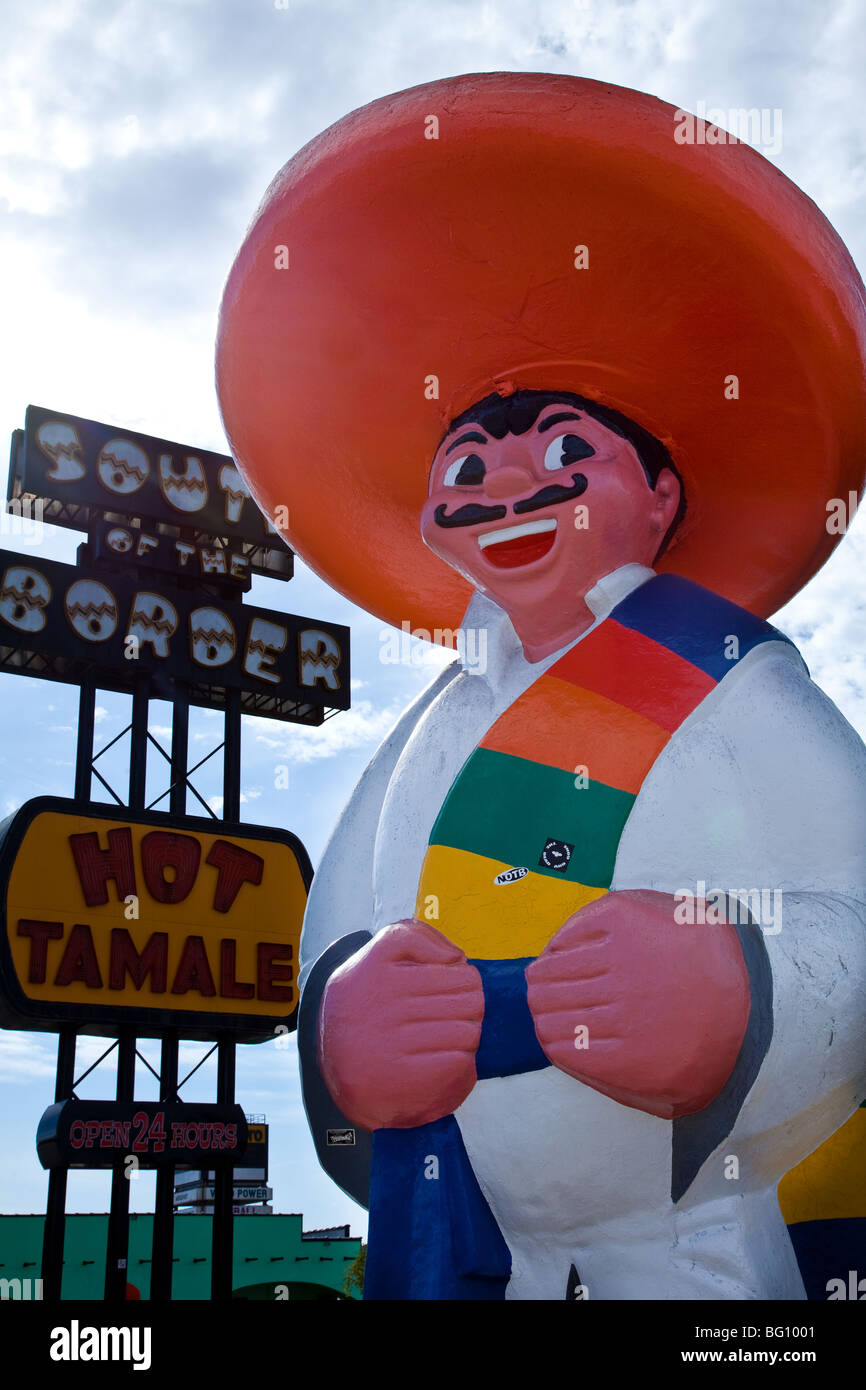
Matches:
[215,73,866,1300]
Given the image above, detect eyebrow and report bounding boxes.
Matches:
[536,412,584,433]
[445,431,488,456]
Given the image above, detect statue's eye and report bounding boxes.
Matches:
[443,453,486,487]
[543,433,596,471]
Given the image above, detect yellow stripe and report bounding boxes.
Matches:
[779,1107,866,1224]
[415,843,607,959]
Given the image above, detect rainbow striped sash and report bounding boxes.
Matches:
[415,573,794,961]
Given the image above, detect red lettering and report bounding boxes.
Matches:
[219,939,254,999]
[17,920,63,983]
[69,1121,86,1149]
[206,840,263,913]
[141,831,200,904]
[148,1110,166,1153]
[54,924,103,988]
[171,936,216,997]
[109,929,168,991]
[256,942,293,1003]
[68,828,136,906]
[132,1110,149,1152]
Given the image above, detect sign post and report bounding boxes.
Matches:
[0,406,347,1301]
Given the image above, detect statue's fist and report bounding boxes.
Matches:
[525,889,751,1118]
[317,919,484,1131]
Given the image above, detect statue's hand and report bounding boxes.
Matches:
[317,919,484,1131]
[525,889,751,1118]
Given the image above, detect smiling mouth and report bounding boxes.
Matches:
[478,518,557,568]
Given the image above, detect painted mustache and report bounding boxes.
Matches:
[434,473,588,528]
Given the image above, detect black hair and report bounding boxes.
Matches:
[442,389,686,559]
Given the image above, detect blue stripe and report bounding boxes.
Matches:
[787,1218,866,1301]
[470,957,551,1079]
[365,1117,511,1299]
[611,574,799,682]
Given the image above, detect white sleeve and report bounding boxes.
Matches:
[612,641,866,1162]
[298,660,461,991]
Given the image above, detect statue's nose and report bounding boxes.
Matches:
[485,464,534,500]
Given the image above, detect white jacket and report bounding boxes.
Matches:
[299,566,866,1299]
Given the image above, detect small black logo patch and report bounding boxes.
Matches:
[326,1128,356,1146]
[539,838,574,872]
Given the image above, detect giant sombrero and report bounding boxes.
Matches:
[216,72,866,635]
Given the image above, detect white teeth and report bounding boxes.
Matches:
[478,518,557,549]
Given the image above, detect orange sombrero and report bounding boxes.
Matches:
[216,72,866,636]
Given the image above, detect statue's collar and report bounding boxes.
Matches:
[458,564,656,686]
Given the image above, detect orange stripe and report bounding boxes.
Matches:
[481,673,670,794]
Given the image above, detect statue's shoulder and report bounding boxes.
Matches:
[609,573,804,680]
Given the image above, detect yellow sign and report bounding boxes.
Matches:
[0,798,311,1040]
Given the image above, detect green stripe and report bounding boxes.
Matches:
[429,746,635,888]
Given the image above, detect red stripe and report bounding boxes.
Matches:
[549,619,716,731]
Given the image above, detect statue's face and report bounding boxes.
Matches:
[421,399,681,658]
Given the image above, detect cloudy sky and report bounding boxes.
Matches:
[0,0,865,1242]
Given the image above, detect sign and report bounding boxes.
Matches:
[243,1122,268,1175]
[0,549,349,723]
[0,798,311,1041]
[327,1128,356,1146]
[184,1184,271,1203]
[9,406,292,579]
[37,1101,248,1169]
[83,522,254,592]
[231,1184,270,1202]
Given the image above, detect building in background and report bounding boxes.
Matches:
[173,1116,273,1215]
[0,1212,362,1300]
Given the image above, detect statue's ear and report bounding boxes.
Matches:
[652,467,682,534]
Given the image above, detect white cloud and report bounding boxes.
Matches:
[252,699,405,764]
[0,1032,57,1082]
[774,509,866,740]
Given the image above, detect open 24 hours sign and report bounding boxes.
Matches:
[0,798,312,1041]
